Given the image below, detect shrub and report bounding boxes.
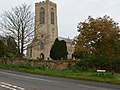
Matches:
[111,58,120,72]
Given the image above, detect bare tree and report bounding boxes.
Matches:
[0,3,34,57]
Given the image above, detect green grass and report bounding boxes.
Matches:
[0,64,120,84]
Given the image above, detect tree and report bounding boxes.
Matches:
[50,38,59,60]
[50,38,68,60]
[6,36,18,57]
[0,37,6,57]
[0,35,18,58]
[74,16,120,69]
[60,40,68,59]
[0,3,34,57]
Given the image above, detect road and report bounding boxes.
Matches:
[0,69,120,90]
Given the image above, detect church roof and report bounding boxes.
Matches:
[58,37,74,43]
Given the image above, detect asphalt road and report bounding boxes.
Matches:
[0,69,120,90]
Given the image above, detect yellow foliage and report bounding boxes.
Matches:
[74,15,120,59]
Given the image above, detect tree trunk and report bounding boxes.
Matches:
[21,28,24,57]
[17,29,20,56]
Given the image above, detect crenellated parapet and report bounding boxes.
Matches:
[35,0,56,7]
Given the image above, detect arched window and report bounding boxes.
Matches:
[40,53,44,59]
[51,12,54,24]
[40,7,45,24]
[51,8,54,24]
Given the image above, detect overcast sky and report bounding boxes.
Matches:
[0,0,120,38]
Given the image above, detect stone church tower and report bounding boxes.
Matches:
[27,0,75,60]
[27,0,58,59]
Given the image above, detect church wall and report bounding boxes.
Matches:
[66,42,75,59]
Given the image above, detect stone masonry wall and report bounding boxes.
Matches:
[0,58,77,70]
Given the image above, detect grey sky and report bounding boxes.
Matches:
[0,0,120,38]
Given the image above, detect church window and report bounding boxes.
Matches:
[40,7,45,24]
[51,8,54,24]
[41,35,43,38]
[40,53,44,59]
[51,12,54,24]
[40,42,44,50]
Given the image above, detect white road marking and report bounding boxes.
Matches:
[0,71,57,83]
[0,82,25,90]
[0,83,16,90]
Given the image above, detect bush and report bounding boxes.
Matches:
[111,58,120,72]
[76,56,115,72]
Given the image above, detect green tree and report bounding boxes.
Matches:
[0,36,7,57]
[0,35,18,58]
[50,38,68,60]
[0,39,5,57]
[60,40,68,59]
[50,38,59,60]
[6,36,18,57]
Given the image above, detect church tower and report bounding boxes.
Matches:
[27,0,75,60]
[31,0,58,59]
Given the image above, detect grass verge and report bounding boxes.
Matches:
[0,64,120,85]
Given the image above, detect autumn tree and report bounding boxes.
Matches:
[0,3,34,57]
[74,16,120,69]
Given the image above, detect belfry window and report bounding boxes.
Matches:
[40,7,45,24]
[51,12,54,24]
[51,8,54,24]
